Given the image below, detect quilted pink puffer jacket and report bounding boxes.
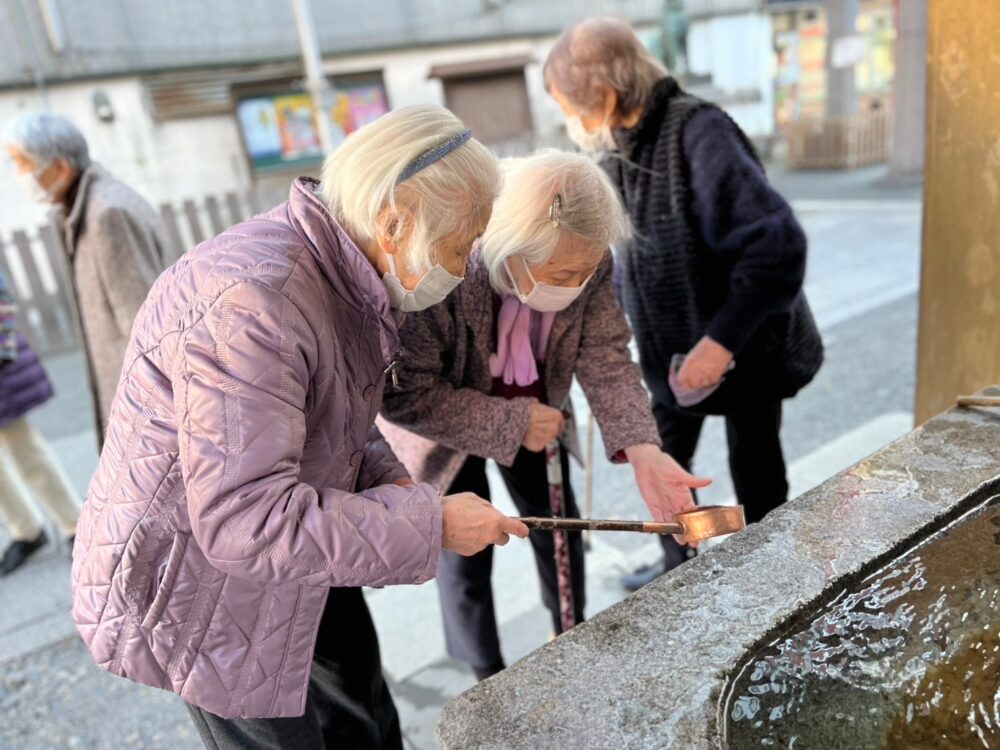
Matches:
[71,178,443,719]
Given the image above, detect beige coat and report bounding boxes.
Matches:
[58,164,169,441]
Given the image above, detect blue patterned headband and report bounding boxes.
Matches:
[396,128,473,184]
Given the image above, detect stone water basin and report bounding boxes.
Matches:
[437,395,1000,750]
[722,490,1000,749]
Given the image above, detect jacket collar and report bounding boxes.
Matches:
[457,248,495,340]
[286,177,400,363]
[57,163,104,257]
[616,76,681,153]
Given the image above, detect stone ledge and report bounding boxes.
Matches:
[437,390,1000,749]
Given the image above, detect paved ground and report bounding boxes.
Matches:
[0,164,923,749]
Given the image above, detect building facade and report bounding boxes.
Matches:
[0,0,662,234]
[681,0,897,149]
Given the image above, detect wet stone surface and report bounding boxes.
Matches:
[724,494,1000,750]
[437,393,1000,749]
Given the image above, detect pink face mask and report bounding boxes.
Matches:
[507,257,592,313]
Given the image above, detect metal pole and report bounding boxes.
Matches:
[826,0,860,117]
[37,0,67,54]
[13,0,49,109]
[888,0,927,178]
[290,0,337,155]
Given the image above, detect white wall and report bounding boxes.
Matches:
[687,12,776,138]
[0,77,254,235]
[324,34,568,139]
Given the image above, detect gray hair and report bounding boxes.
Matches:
[543,17,668,116]
[1,111,91,171]
[322,105,499,275]
[482,149,631,296]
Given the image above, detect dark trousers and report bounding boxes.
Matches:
[652,397,789,563]
[188,587,402,750]
[437,447,586,671]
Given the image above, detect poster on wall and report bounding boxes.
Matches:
[237,99,282,158]
[236,77,389,174]
[797,15,827,118]
[236,94,322,173]
[332,85,389,135]
[774,29,800,129]
[830,35,866,69]
[274,94,324,159]
[856,8,896,97]
[771,9,826,128]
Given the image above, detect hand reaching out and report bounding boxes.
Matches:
[626,444,712,544]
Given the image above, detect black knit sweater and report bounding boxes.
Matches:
[605,77,823,415]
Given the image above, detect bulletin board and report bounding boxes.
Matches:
[235,74,389,174]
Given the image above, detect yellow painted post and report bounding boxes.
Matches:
[915,0,1000,423]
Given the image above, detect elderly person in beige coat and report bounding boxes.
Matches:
[3,112,168,444]
[380,150,710,680]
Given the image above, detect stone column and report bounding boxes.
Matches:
[915,0,1000,423]
[889,0,928,178]
[825,0,860,116]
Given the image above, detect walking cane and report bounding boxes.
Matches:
[545,437,576,633]
[582,411,595,551]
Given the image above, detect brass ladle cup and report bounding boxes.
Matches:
[518,505,747,544]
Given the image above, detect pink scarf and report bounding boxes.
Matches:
[489,296,556,386]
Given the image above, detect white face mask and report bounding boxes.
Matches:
[15,167,53,204]
[566,115,617,153]
[509,258,592,313]
[382,253,464,312]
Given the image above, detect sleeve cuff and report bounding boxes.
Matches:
[494,398,533,467]
[414,483,443,584]
[706,303,765,355]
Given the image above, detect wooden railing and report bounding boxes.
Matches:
[785,109,893,170]
[0,191,263,355]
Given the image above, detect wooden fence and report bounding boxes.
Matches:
[0,190,263,355]
[785,108,893,170]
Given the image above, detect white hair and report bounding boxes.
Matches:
[1,111,91,171]
[322,105,499,274]
[482,149,631,296]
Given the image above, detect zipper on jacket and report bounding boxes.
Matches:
[383,359,399,389]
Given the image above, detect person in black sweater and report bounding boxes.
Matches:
[544,17,824,590]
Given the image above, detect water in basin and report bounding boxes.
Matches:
[722,494,1000,749]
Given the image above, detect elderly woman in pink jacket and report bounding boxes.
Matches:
[380,150,710,681]
[70,106,528,750]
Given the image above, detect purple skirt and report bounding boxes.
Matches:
[0,335,54,427]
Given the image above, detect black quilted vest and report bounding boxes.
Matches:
[604,78,823,415]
